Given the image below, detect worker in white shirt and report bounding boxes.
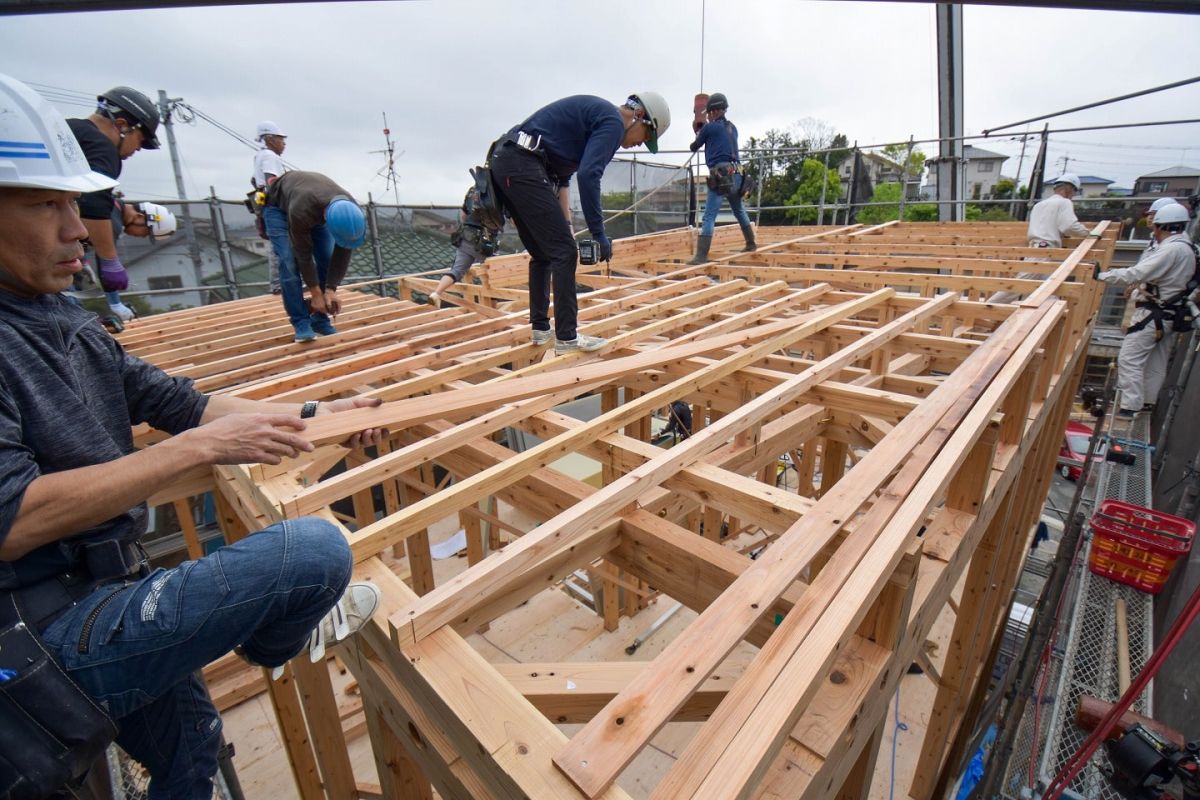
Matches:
[989,174,1091,304]
[253,121,288,293]
[1096,203,1198,415]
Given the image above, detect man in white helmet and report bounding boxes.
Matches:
[0,73,384,798]
[1097,202,1198,415]
[253,121,289,293]
[988,174,1093,303]
[487,91,670,354]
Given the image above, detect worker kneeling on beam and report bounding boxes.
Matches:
[1097,202,1198,416]
[0,74,381,798]
[263,170,366,343]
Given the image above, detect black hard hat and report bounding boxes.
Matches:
[705,92,729,112]
[98,86,161,149]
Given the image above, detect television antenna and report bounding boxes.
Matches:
[370,112,404,206]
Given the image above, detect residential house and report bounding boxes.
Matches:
[838,151,923,200]
[1133,166,1200,199]
[1041,175,1114,199]
[924,145,1010,200]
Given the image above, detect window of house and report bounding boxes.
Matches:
[148,275,184,291]
[1148,182,1168,193]
[977,161,994,173]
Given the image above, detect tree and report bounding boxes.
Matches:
[785,159,842,224]
[600,191,635,238]
[880,143,928,188]
[992,179,1016,200]
[857,182,939,224]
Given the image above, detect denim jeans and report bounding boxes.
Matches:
[700,174,753,236]
[262,205,335,331]
[39,517,352,799]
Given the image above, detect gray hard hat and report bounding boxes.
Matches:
[705,92,728,112]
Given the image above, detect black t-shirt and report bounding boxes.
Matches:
[67,118,121,221]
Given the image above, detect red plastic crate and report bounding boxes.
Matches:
[1088,500,1195,594]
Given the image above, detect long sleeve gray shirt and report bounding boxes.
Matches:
[0,290,208,588]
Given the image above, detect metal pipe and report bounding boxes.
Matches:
[817,150,830,225]
[983,76,1200,135]
[1153,328,1199,473]
[624,601,683,656]
[366,193,385,290]
[208,185,239,300]
[897,135,914,222]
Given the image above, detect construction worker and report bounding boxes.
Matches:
[0,73,382,797]
[1097,203,1198,415]
[688,92,755,265]
[67,86,162,322]
[988,174,1091,303]
[488,91,670,354]
[426,183,504,306]
[253,121,288,293]
[263,170,366,342]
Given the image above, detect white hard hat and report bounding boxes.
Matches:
[1053,174,1081,191]
[0,72,117,192]
[1152,203,1189,226]
[629,91,671,154]
[1149,197,1176,214]
[137,201,177,238]
[255,121,286,141]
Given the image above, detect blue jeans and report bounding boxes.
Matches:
[700,174,753,236]
[262,205,335,330]
[39,517,352,799]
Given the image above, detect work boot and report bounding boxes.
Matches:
[688,234,713,265]
[739,223,757,252]
[293,319,317,343]
[555,334,607,355]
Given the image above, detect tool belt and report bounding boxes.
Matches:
[451,223,498,257]
[0,591,118,799]
[706,162,738,196]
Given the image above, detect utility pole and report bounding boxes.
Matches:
[157,90,207,305]
[934,3,964,222]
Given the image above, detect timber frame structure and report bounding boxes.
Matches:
[122,220,1118,799]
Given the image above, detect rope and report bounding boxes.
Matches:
[889,681,910,800]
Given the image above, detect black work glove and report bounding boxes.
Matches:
[596,234,613,262]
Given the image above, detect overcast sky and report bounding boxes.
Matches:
[2,0,1198,206]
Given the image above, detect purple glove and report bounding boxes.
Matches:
[98,256,129,292]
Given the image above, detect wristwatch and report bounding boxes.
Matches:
[300,400,320,419]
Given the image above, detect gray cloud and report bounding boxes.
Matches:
[2,0,1197,204]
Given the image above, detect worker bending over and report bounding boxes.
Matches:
[427,182,504,306]
[67,85,161,322]
[1097,202,1198,415]
[488,91,670,354]
[264,170,366,342]
[0,74,381,798]
[689,92,756,265]
[989,174,1091,304]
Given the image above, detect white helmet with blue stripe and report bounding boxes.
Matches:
[0,72,117,192]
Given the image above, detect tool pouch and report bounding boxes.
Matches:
[706,163,737,196]
[0,594,117,799]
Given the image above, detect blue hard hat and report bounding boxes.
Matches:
[326,198,366,249]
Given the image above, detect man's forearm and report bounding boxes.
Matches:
[0,436,210,561]
[83,218,118,259]
[200,394,303,424]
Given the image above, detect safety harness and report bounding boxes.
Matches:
[1126,239,1200,341]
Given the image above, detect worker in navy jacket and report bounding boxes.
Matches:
[689,92,756,264]
[488,92,670,354]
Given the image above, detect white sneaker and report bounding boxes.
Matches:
[307,582,381,662]
[555,334,607,355]
[531,328,554,346]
